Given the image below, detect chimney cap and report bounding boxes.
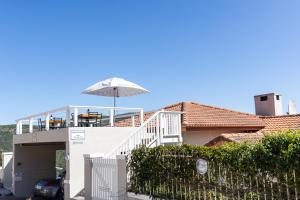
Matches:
[254,93,282,98]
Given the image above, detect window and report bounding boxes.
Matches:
[276,95,280,100]
[260,96,268,101]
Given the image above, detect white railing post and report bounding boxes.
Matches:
[20,121,23,134]
[16,122,19,135]
[140,109,144,125]
[45,114,50,131]
[66,106,71,127]
[178,114,183,143]
[29,118,33,133]
[16,121,22,135]
[19,121,23,135]
[131,115,135,127]
[156,113,161,145]
[74,107,78,127]
[160,113,164,142]
[110,108,114,127]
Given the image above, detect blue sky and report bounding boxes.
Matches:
[0,0,300,124]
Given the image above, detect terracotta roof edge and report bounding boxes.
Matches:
[187,102,261,118]
[260,114,300,119]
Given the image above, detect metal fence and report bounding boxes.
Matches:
[129,154,300,200]
[84,155,127,200]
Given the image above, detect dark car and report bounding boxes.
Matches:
[33,171,65,199]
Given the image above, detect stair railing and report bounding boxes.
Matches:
[106,110,182,158]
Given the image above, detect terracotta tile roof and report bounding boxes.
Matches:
[260,114,300,132]
[165,102,265,128]
[113,112,153,127]
[220,132,264,142]
[205,132,264,146]
[114,102,265,128]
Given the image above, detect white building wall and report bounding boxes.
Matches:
[13,127,138,198]
[66,127,138,198]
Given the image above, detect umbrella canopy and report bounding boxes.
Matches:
[82,77,149,107]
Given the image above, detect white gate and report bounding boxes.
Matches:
[84,155,127,200]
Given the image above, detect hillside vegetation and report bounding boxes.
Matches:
[0,125,14,152]
[0,124,65,169]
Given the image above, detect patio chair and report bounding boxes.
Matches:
[71,113,89,127]
[38,118,46,131]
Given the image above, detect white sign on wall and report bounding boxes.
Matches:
[71,130,85,140]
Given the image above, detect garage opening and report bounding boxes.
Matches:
[13,142,66,198]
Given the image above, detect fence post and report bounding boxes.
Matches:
[84,154,93,200]
[116,155,127,199]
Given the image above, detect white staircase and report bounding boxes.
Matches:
[107,111,182,158]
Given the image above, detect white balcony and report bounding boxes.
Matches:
[15,105,144,135]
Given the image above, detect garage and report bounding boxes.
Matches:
[13,142,65,198]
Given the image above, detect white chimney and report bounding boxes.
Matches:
[254,93,283,116]
[288,100,297,115]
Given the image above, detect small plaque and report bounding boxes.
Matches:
[196,159,208,175]
[71,130,85,140]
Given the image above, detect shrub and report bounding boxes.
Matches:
[129,130,300,199]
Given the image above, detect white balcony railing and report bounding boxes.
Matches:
[15,106,144,135]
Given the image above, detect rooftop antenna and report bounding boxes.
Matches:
[288,100,297,115]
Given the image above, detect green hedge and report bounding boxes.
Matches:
[129,130,300,199]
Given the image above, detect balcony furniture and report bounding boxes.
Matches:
[15,105,144,134]
[49,117,65,129]
[38,118,46,131]
[78,111,102,127]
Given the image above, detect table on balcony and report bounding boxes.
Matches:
[78,113,102,127]
[49,119,65,129]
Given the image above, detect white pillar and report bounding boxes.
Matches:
[156,113,160,145]
[115,155,127,199]
[131,115,135,127]
[19,121,23,135]
[74,108,78,127]
[29,118,33,133]
[45,114,50,131]
[159,112,164,141]
[16,121,20,135]
[178,114,183,143]
[110,109,114,127]
[84,154,93,200]
[140,109,144,125]
[66,107,71,127]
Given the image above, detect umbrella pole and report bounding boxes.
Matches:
[114,95,116,108]
[113,88,116,125]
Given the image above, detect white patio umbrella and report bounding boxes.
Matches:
[82,77,149,108]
